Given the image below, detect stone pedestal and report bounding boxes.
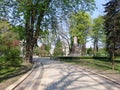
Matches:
[70,37,80,56]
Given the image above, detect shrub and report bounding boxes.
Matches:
[95,51,109,57]
[4,47,22,66]
[53,40,63,56]
[56,56,109,60]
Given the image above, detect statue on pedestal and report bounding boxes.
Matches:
[73,36,78,46]
[70,36,80,56]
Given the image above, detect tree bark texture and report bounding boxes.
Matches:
[24,0,51,63]
[93,39,98,56]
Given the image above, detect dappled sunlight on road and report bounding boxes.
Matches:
[6,57,120,90]
[38,58,120,90]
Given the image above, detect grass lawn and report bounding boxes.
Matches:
[0,57,33,83]
[0,57,33,90]
[60,59,120,72]
[0,65,32,83]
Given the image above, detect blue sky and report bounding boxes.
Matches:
[91,0,109,18]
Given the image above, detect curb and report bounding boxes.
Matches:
[89,70,120,85]
[61,61,120,85]
[5,63,36,90]
[73,64,120,85]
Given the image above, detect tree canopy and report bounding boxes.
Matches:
[0,0,95,62]
[91,16,105,56]
[0,19,22,66]
[104,0,120,69]
[69,11,92,55]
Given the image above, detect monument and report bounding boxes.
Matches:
[70,36,80,56]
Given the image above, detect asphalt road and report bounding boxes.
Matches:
[12,57,120,90]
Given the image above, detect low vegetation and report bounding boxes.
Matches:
[0,47,32,83]
[0,20,31,83]
[0,56,32,83]
[59,57,120,72]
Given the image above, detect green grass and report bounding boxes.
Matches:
[60,59,120,72]
[0,65,32,83]
[0,57,32,83]
[0,66,19,82]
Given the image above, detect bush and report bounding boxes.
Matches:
[53,48,63,56]
[53,40,63,56]
[56,56,109,60]
[4,47,22,66]
[96,51,108,57]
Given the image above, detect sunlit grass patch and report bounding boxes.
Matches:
[60,58,120,72]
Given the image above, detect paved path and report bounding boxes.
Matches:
[8,57,120,90]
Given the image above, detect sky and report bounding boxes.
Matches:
[91,0,109,18]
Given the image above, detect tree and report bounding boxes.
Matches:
[87,47,93,56]
[104,0,120,70]
[0,0,95,63]
[69,11,92,55]
[0,19,10,56]
[91,16,105,56]
[0,19,22,66]
[12,26,25,40]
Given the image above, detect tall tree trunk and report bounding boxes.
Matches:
[25,28,35,63]
[96,41,98,52]
[111,19,116,70]
[93,39,98,56]
[81,43,86,56]
[93,41,96,56]
[25,42,34,63]
[25,9,35,63]
[111,50,115,70]
[24,0,51,63]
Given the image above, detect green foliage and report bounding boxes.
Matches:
[104,0,120,70]
[90,16,105,56]
[104,0,120,56]
[0,47,22,66]
[4,47,22,66]
[45,44,51,53]
[69,11,92,55]
[0,20,22,66]
[0,19,11,31]
[0,0,95,24]
[12,26,25,40]
[60,59,120,72]
[53,39,63,56]
[95,48,109,57]
[91,16,105,43]
[69,11,92,45]
[0,0,95,62]
[33,47,40,56]
[87,47,93,56]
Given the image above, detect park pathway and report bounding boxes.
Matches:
[7,57,120,90]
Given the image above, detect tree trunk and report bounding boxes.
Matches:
[25,42,34,63]
[81,43,86,56]
[93,39,98,56]
[24,0,51,63]
[111,19,115,70]
[111,51,115,70]
[25,27,36,63]
[93,41,96,56]
[96,41,98,52]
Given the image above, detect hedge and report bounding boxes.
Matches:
[56,56,110,60]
